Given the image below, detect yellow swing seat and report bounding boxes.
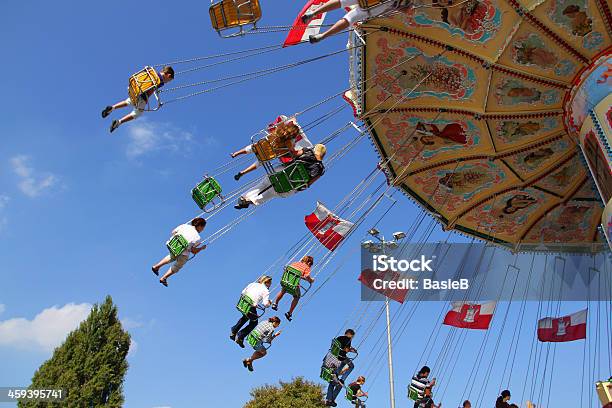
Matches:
[128,66,162,111]
[209,0,262,38]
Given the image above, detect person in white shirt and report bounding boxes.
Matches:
[231,275,273,348]
[151,218,207,287]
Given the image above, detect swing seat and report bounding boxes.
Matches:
[597,378,612,405]
[280,265,304,296]
[345,387,355,401]
[246,328,261,347]
[252,137,293,163]
[329,338,342,357]
[320,366,335,382]
[128,67,162,111]
[209,0,262,38]
[236,294,255,316]
[408,386,420,401]
[192,177,223,211]
[166,234,189,259]
[269,162,310,194]
[252,117,304,163]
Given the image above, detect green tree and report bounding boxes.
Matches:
[244,377,327,408]
[19,296,131,408]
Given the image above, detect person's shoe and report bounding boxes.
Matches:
[159,279,168,287]
[110,120,120,133]
[235,337,245,348]
[230,332,236,341]
[246,360,254,372]
[330,402,337,407]
[234,198,250,210]
[242,359,249,368]
[271,303,278,311]
[309,34,322,44]
[151,266,159,276]
[301,12,314,24]
[234,172,243,181]
[101,106,113,118]
[285,312,293,321]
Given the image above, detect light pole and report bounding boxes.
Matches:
[362,229,406,408]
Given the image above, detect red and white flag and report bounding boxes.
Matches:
[305,202,354,251]
[283,0,328,47]
[443,301,496,330]
[358,268,410,303]
[537,309,587,342]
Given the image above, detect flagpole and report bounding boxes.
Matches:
[381,234,395,408]
[385,297,396,408]
[364,229,404,408]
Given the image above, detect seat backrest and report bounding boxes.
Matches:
[128,67,161,106]
[192,177,222,210]
[166,234,189,259]
[330,338,342,357]
[209,0,262,30]
[236,294,255,315]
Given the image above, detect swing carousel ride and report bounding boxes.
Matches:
[344,0,612,253]
[114,0,612,406]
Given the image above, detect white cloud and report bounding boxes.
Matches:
[0,304,5,315]
[9,155,60,198]
[128,339,138,356]
[0,195,8,231]
[121,317,144,330]
[125,120,197,159]
[0,303,91,352]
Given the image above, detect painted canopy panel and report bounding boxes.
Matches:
[355,0,611,251]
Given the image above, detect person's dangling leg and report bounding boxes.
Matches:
[286,294,300,317]
[152,255,172,275]
[235,161,259,181]
[159,255,187,287]
[272,289,286,310]
[231,314,250,339]
[339,359,355,381]
[303,0,343,23]
[310,18,350,43]
[110,98,143,132]
[236,307,259,343]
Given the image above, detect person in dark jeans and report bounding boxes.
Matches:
[230,276,272,347]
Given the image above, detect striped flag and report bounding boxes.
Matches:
[305,202,353,251]
[537,309,587,342]
[443,301,496,330]
[283,0,328,47]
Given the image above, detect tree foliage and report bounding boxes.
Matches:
[19,296,131,408]
[244,377,327,408]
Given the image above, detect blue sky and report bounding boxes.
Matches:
[0,1,610,408]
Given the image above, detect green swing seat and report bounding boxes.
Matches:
[408,385,421,401]
[345,386,355,401]
[329,338,342,357]
[320,366,335,382]
[191,177,223,211]
[268,162,310,194]
[166,234,189,259]
[280,265,303,296]
[246,328,262,348]
[236,294,255,316]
